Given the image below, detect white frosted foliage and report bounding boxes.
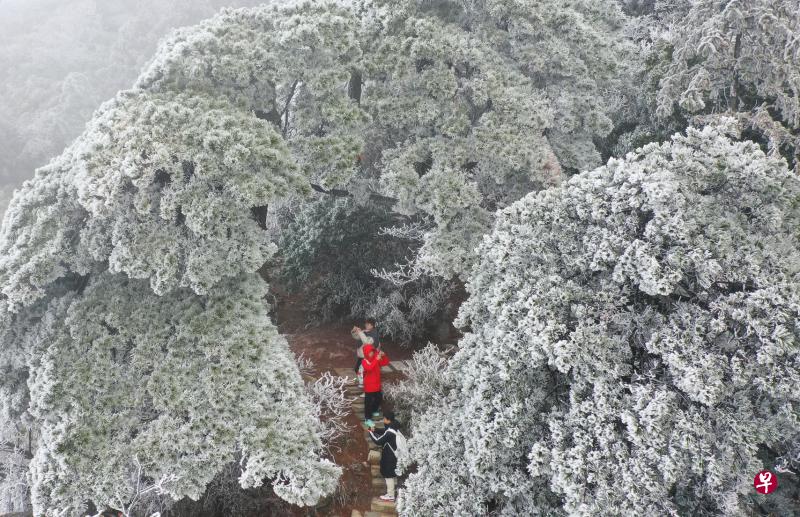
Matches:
[656,0,800,165]
[23,275,339,515]
[0,89,304,307]
[400,121,800,516]
[366,0,628,278]
[0,6,341,514]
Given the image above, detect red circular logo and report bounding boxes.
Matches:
[754,470,777,494]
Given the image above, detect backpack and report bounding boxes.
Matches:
[386,428,408,476]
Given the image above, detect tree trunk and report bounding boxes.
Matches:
[730,32,742,112]
[254,108,281,129]
[348,69,362,104]
[251,205,269,230]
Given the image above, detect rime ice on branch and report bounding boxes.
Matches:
[400,121,800,516]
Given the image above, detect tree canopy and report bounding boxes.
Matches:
[399,121,800,516]
[1,0,797,515]
[0,5,343,514]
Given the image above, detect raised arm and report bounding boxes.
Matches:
[369,427,390,445]
[362,354,380,371]
[355,329,374,345]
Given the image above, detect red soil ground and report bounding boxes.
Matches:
[272,287,414,517]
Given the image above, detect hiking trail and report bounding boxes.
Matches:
[276,286,415,517]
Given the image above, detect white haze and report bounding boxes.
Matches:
[0,0,267,217]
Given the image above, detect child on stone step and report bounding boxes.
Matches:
[368,411,401,502]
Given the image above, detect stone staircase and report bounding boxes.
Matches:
[337,372,398,517]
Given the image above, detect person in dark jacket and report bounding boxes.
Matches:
[368,411,400,501]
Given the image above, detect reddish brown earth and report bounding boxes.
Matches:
[271,286,415,517]
[273,286,416,368]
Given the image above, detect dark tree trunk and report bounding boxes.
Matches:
[254,108,282,130]
[251,205,269,230]
[730,32,742,112]
[348,69,362,104]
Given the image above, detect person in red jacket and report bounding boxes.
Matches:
[361,343,389,428]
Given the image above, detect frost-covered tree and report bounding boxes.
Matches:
[0,89,307,308]
[136,2,367,193]
[657,0,800,125]
[0,5,352,510]
[363,0,629,278]
[19,274,339,514]
[384,343,452,426]
[279,196,453,343]
[0,0,269,217]
[399,121,800,516]
[138,0,628,281]
[136,0,628,338]
[599,0,691,160]
[616,0,800,170]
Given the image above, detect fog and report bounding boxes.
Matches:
[0,0,267,217]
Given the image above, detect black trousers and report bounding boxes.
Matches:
[365,391,382,420]
[354,357,362,373]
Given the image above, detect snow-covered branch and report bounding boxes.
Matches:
[305,372,356,453]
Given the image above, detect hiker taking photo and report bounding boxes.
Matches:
[368,411,407,502]
[351,317,380,387]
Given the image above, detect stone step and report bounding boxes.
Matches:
[354,511,396,517]
[371,464,380,476]
[372,476,386,488]
[391,360,410,371]
[371,497,397,513]
[364,512,396,517]
[368,450,381,464]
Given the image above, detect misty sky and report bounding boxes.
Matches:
[0,0,267,218]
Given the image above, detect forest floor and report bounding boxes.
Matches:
[272,286,415,517]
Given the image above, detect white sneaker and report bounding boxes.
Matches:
[379,494,395,501]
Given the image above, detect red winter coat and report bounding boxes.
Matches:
[362,344,389,393]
